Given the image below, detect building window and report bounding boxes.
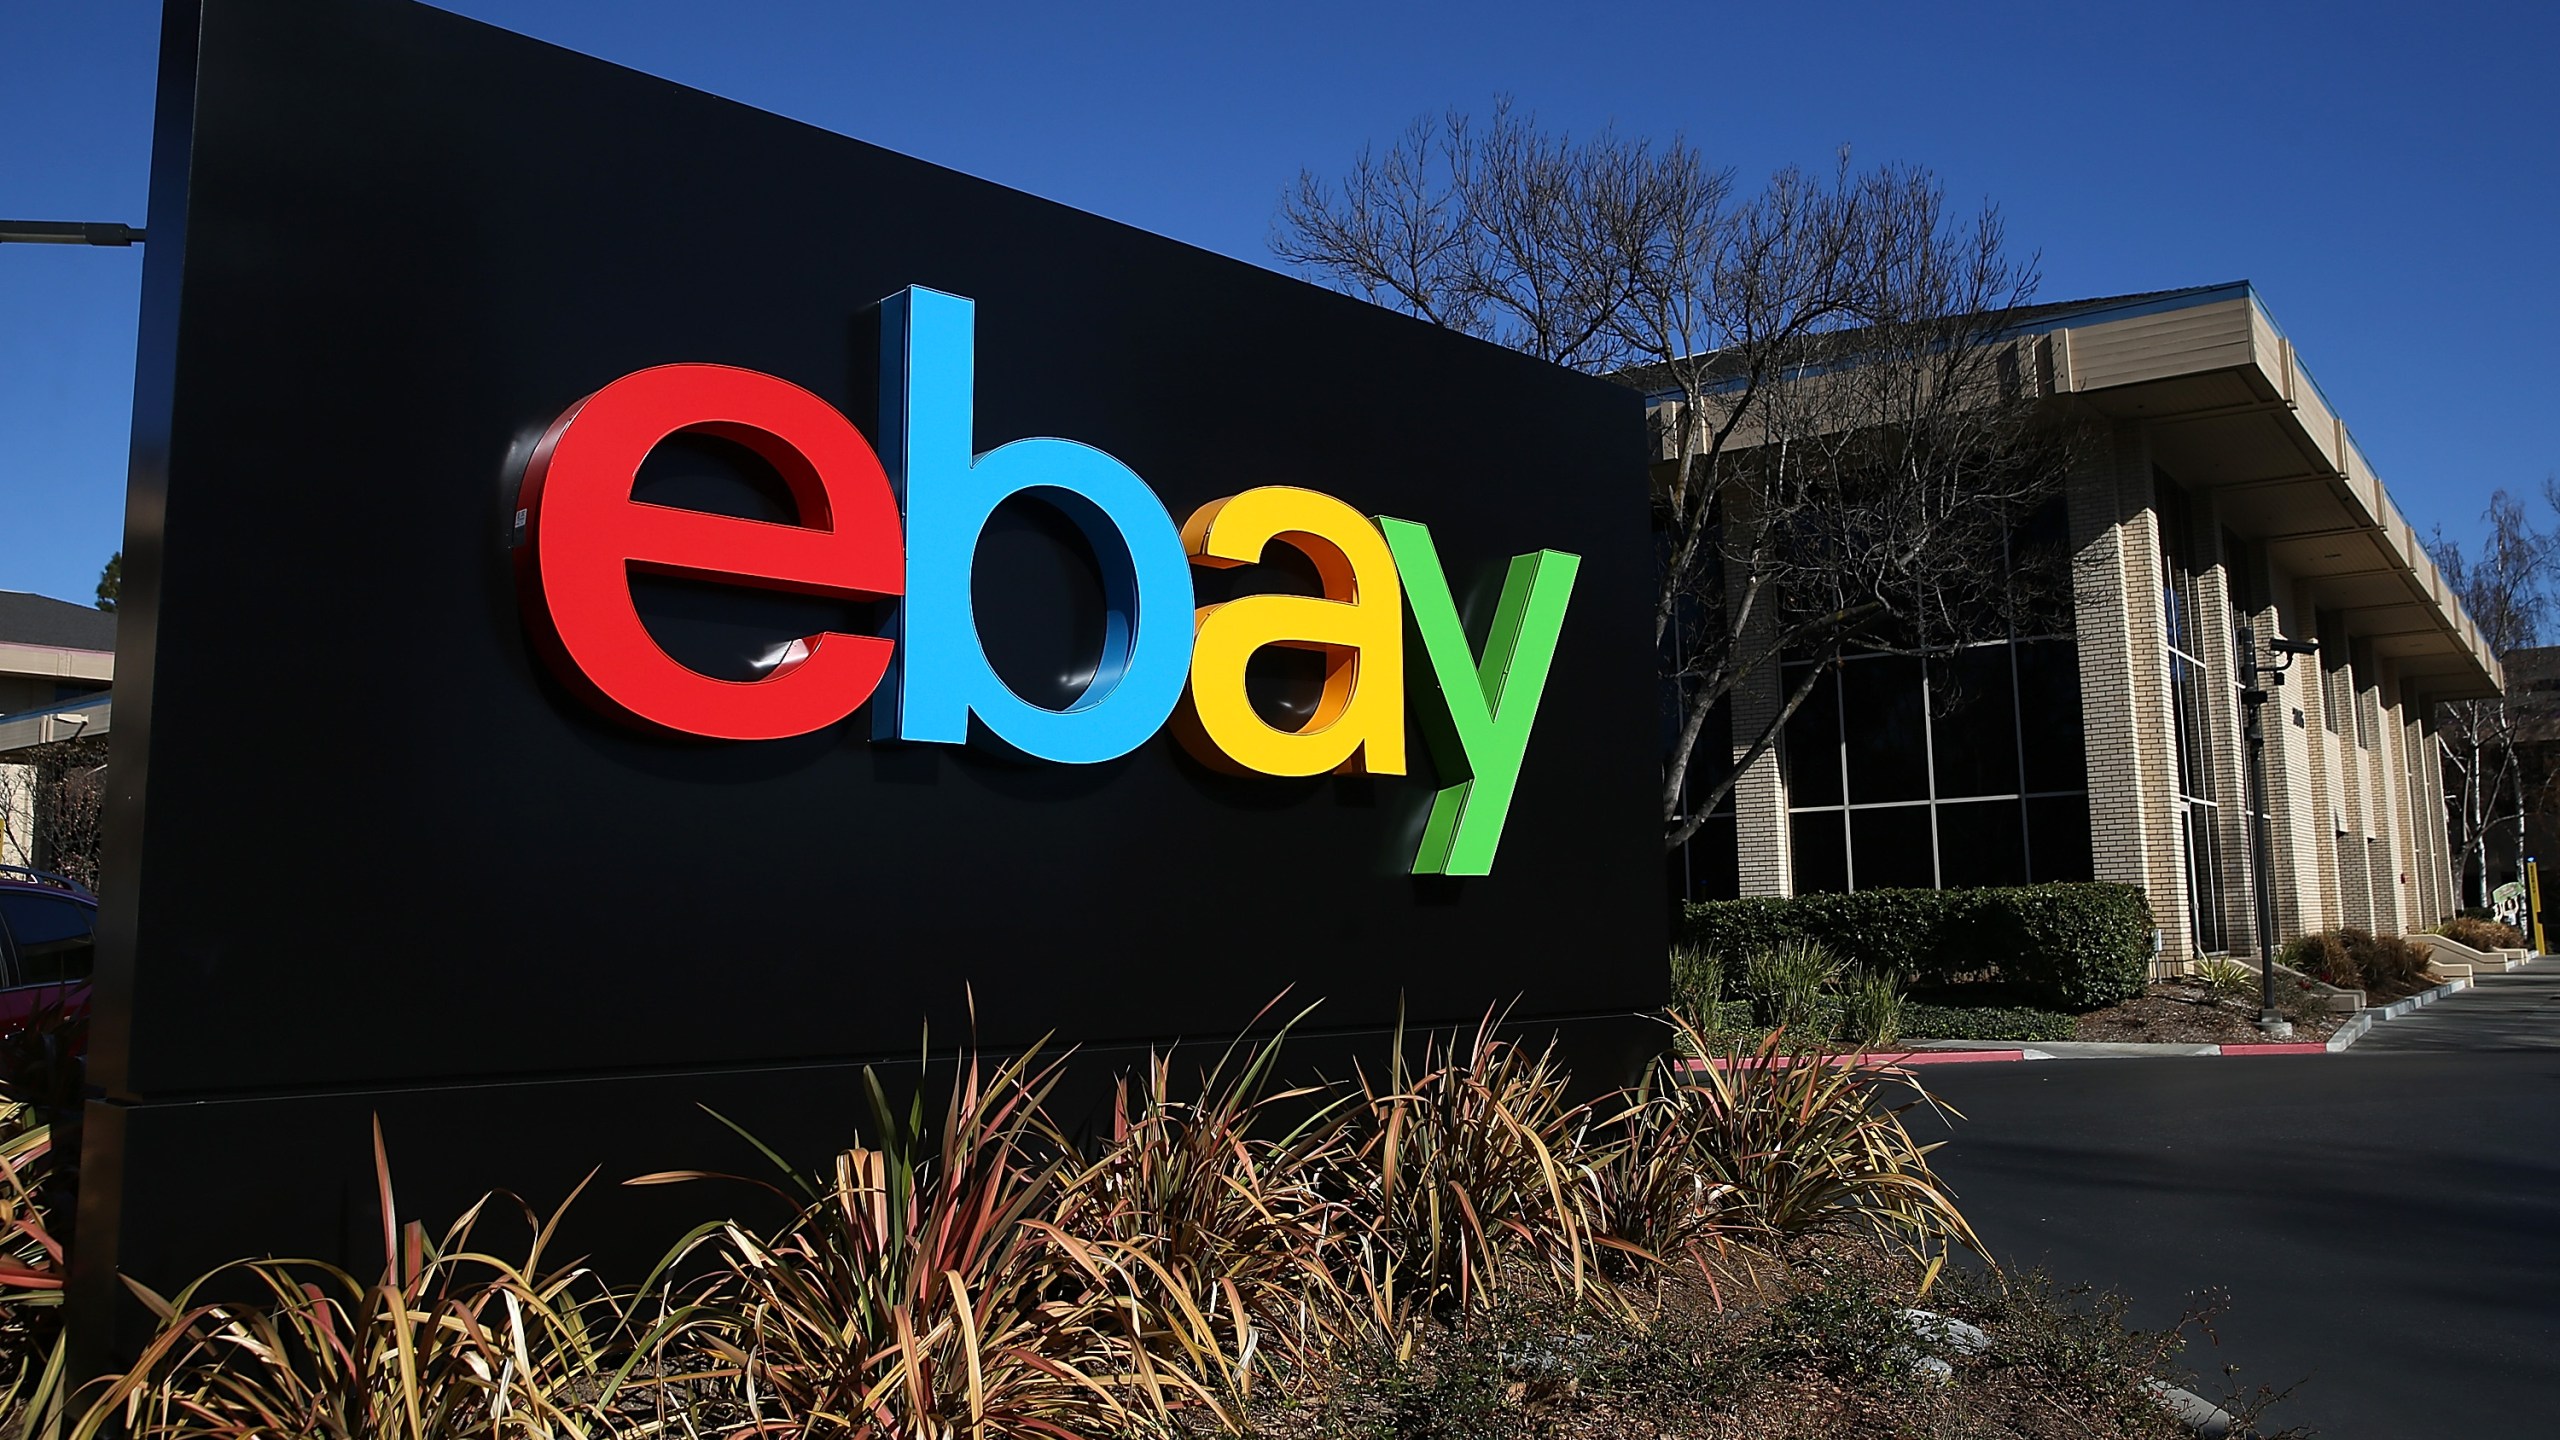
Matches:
[1772,492,2087,896]
[1779,638,2090,892]
[2225,595,2268,952]
[1667,693,1739,902]
[2159,477,2228,953]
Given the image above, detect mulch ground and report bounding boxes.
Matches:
[2070,979,2342,1045]
[1209,1239,2302,1439]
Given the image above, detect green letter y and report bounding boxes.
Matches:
[1377,516,1579,877]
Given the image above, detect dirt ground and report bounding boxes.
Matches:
[2070,979,2342,1044]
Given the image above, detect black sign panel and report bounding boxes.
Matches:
[77,0,1662,1340]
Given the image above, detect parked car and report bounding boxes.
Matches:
[0,867,95,1031]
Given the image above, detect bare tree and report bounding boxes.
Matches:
[1278,105,2072,852]
[0,739,107,891]
[1275,98,1643,371]
[2428,485,2558,906]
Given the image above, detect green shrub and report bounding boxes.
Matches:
[1741,939,1840,1034]
[2434,915,2527,951]
[1897,1002,2078,1043]
[1754,1266,1922,1384]
[1668,943,1727,1018]
[1681,891,1955,985]
[1837,969,1903,1049]
[1681,883,2152,1011]
[1962,884,2152,1009]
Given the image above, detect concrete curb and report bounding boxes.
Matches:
[2359,973,2473,1022]
[2144,1379,2236,1437]
[1888,972,2485,1063]
[1674,1049,2028,1073]
[1898,1308,2232,1436]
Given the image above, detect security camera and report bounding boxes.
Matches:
[2269,637,2320,657]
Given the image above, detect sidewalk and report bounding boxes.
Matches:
[2342,954,2560,1052]
[1887,957,2556,1063]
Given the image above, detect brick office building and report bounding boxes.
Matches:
[1671,283,2501,970]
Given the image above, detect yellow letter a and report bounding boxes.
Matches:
[1176,487,1405,776]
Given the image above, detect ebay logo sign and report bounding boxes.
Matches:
[515,288,1580,875]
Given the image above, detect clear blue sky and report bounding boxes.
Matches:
[3,0,2553,609]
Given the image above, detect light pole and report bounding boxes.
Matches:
[2237,622,2320,1036]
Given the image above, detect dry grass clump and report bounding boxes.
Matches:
[2280,927,2435,993]
[2433,915,2527,952]
[39,1000,2279,1439]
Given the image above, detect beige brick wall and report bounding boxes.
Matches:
[2059,431,2466,963]
[2067,426,2189,970]
[1728,672,1791,899]
[2262,588,2322,941]
[1727,516,1792,899]
[2423,723,2457,918]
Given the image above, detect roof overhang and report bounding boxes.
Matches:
[0,694,111,756]
[0,641,113,687]
[2039,285,2500,705]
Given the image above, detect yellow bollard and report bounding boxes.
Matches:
[2529,859,2547,956]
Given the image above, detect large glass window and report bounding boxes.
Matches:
[1929,646,2019,799]
[2313,608,2348,735]
[2160,476,2228,952]
[1781,638,2090,892]
[1667,695,1739,902]
[1776,490,2089,894]
[1841,657,1929,804]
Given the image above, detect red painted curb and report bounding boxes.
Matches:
[1676,1049,2028,1072]
[2216,1042,2330,1055]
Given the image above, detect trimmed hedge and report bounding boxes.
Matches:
[1897,1002,2079,1043]
[1681,883,2153,1011]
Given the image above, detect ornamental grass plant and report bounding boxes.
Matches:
[1045,1011,1356,1384]
[73,1122,622,1440]
[1741,940,1841,1034]
[624,1045,1224,1439]
[1674,943,1904,1051]
[1836,970,1904,1049]
[2193,956,2257,1000]
[1333,1015,1613,1339]
[44,998,2268,1440]
[1644,1015,1980,1286]
[0,1106,68,1438]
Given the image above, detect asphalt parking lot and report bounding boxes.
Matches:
[1914,962,2560,1438]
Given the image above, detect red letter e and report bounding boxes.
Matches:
[517,364,902,740]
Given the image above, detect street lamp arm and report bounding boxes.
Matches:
[0,220,145,246]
